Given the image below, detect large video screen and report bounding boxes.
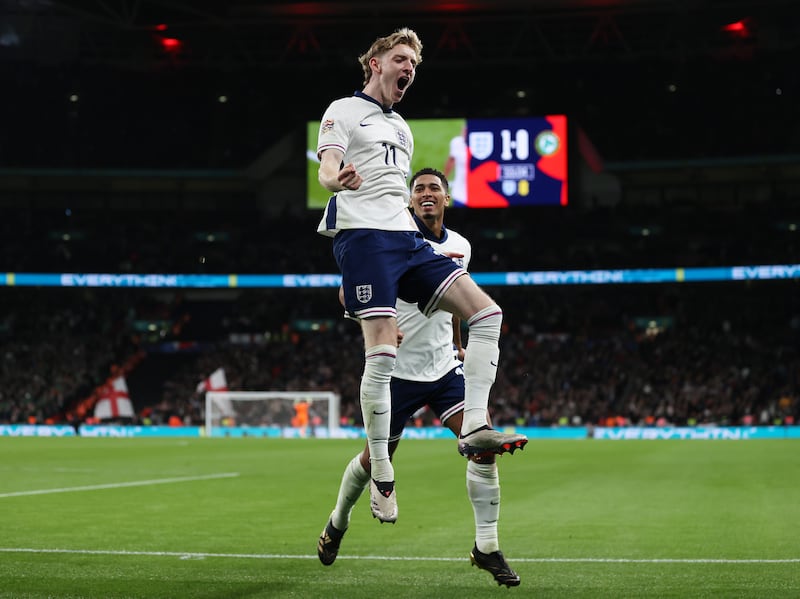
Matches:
[306,115,568,209]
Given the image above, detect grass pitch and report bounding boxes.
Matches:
[1,437,798,598]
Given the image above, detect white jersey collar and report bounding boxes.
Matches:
[354,90,394,114]
[412,212,448,243]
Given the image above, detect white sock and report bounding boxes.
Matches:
[467,460,500,554]
[461,305,502,434]
[330,453,370,531]
[360,344,396,482]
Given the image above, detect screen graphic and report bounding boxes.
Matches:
[307,115,567,209]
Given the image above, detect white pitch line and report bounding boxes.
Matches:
[0,548,797,564]
[0,472,240,498]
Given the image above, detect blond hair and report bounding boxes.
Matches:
[358,28,423,86]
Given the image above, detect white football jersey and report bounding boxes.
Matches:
[393,217,472,382]
[316,92,416,237]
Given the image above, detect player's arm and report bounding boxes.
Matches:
[444,244,469,360]
[452,315,465,361]
[319,148,362,193]
[444,133,461,178]
[443,155,455,179]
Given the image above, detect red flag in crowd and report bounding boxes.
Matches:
[196,367,228,393]
[94,376,135,420]
[197,367,236,420]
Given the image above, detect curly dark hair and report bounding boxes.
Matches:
[409,167,449,192]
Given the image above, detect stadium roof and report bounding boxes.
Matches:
[1,0,798,70]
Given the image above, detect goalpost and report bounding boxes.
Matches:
[204,391,340,438]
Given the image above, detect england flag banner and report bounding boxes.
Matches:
[94,376,135,420]
[197,367,234,418]
[196,367,228,393]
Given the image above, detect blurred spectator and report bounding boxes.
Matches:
[4,280,795,430]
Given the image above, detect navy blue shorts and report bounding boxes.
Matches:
[333,229,466,319]
[389,366,465,442]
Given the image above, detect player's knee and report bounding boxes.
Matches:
[363,344,396,384]
[467,304,502,343]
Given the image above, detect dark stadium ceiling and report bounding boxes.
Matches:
[0,0,798,70]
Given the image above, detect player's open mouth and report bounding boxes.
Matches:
[421,201,434,207]
[398,77,410,90]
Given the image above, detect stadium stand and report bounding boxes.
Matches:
[0,0,797,429]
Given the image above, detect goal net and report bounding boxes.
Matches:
[204,391,340,438]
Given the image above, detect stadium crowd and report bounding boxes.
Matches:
[1,12,798,432]
[1,280,796,429]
